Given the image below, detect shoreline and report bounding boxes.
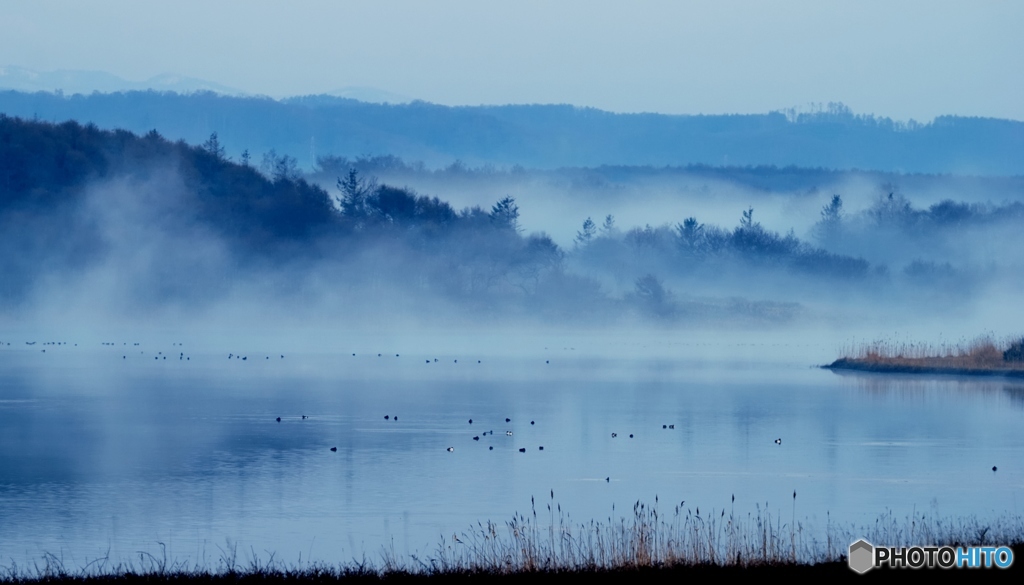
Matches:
[823,358,1024,379]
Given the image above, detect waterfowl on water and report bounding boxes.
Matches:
[506,431,513,436]
[518,448,526,453]
[611,433,617,438]
[993,466,998,472]
[446,447,455,452]
[473,436,480,441]
[774,438,782,445]
[506,418,511,422]
[276,417,281,422]
[330,447,337,452]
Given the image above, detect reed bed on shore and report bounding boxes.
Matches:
[834,334,1024,370]
[4,494,1023,582]
[419,492,1024,573]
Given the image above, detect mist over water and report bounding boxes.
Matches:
[8,162,1024,340]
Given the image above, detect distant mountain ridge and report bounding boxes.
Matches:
[0,89,1020,175]
[0,66,243,96]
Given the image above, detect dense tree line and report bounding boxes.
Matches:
[573,206,870,288]
[0,116,570,310]
[807,190,1024,282]
[0,115,336,251]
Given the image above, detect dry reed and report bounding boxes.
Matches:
[408,493,1022,574]
[834,333,1024,371]
[4,495,1023,581]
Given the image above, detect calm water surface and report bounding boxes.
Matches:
[1,338,1022,567]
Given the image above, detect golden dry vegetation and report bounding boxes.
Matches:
[832,335,1024,372]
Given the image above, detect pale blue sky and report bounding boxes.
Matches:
[2,0,1021,121]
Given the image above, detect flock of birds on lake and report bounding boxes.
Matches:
[2,339,1005,475]
[272,406,791,483]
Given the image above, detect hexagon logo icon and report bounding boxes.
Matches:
[849,539,874,574]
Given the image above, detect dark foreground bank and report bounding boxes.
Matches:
[6,503,1024,584]
[4,553,1024,585]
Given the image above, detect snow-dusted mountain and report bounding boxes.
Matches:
[0,65,243,95]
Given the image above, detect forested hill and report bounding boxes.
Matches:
[2,90,1021,175]
[0,114,337,251]
[0,115,566,309]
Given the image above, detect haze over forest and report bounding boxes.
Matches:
[2,89,1023,342]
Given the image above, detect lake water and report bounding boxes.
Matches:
[1,334,1022,569]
